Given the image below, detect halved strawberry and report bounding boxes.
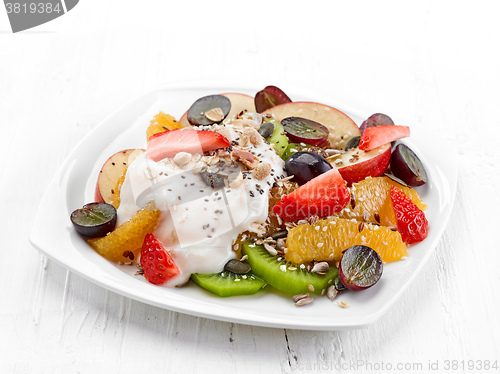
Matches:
[273,168,350,220]
[140,233,180,285]
[359,125,410,151]
[146,129,230,162]
[390,186,428,244]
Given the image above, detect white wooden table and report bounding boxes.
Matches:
[1,1,499,373]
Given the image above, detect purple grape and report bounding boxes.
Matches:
[187,95,231,126]
[390,144,428,186]
[285,151,332,185]
[339,245,383,291]
[281,117,329,146]
[254,85,292,113]
[360,113,394,134]
[70,202,117,238]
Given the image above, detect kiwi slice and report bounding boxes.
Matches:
[265,119,289,159]
[190,271,267,298]
[242,242,339,295]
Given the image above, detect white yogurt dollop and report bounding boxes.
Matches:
[117,116,286,286]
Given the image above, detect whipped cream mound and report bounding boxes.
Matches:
[116,113,287,287]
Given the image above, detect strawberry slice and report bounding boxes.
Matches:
[359,125,410,151]
[273,168,350,220]
[390,186,428,244]
[140,233,180,285]
[146,129,230,162]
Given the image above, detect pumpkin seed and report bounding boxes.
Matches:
[224,259,251,274]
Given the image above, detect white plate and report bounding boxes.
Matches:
[29,81,457,330]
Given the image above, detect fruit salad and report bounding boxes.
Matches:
[71,85,429,307]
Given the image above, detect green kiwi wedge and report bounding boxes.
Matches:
[190,271,267,298]
[265,119,289,159]
[242,242,339,295]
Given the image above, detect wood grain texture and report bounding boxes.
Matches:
[1,0,499,373]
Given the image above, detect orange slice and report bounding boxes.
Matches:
[146,112,183,140]
[88,205,161,262]
[109,173,126,209]
[285,217,407,264]
[334,176,426,227]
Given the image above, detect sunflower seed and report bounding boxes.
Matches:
[294,296,314,307]
[263,243,278,256]
[326,285,340,300]
[311,261,330,273]
[276,238,286,251]
[292,293,310,302]
[325,148,342,156]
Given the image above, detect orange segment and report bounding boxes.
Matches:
[286,217,408,264]
[110,173,126,209]
[146,112,183,140]
[334,176,426,227]
[88,205,161,262]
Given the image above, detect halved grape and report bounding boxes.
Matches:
[254,85,292,113]
[285,151,332,185]
[187,94,231,126]
[281,117,329,146]
[390,144,428,186]
[359,113,394,134]
[70,202,117,238]
[339,245,383,291]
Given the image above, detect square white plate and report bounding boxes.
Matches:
[29,81,457,330]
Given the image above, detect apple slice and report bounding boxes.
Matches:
[179,93,256,127]
[332,144,391,185]
[94,149,145,206]
[262,102,361,150]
